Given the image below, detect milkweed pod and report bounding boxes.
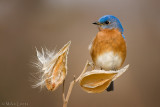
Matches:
[79,65,129,93]
[34,41,71,91]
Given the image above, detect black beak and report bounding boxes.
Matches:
[92,22,99,25]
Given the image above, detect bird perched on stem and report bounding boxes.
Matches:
[89,15,126,92]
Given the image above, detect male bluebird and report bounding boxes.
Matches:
[89,15,126,91]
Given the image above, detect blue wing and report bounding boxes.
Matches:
[122,34,125,39]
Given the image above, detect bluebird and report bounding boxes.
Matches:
[89,15,126,92]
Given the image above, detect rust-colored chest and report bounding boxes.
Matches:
[90,29,126,69]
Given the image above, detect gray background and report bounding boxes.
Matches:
[0,0,160,107]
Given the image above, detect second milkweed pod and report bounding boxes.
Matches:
[45,52,67,91]
[79,64,129,93]
[33,41,71,91]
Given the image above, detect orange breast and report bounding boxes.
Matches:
[90,28,126,69]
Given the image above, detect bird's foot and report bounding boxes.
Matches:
[88,62,95,70]
[112,67,118,71]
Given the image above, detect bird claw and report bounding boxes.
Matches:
[88,62,95,70]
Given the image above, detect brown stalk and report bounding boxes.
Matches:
[62,60,89,107]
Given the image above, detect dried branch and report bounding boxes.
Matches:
[62,60,89,107]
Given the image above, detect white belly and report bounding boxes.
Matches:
[96,51,122,70]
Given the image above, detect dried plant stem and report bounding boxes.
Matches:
[62,60,89,107]
[62,80,66,103]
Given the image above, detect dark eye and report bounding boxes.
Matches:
[105,21,110,24]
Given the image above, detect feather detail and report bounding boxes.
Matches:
[90,28,126,70]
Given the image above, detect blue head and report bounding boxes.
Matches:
[93,15,124,34]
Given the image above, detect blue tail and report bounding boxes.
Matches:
[106,81,114,92]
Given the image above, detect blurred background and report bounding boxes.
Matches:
[0,0,160,107]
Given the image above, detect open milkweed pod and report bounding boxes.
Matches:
[33,41,71,91]
[79,64,129,93]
